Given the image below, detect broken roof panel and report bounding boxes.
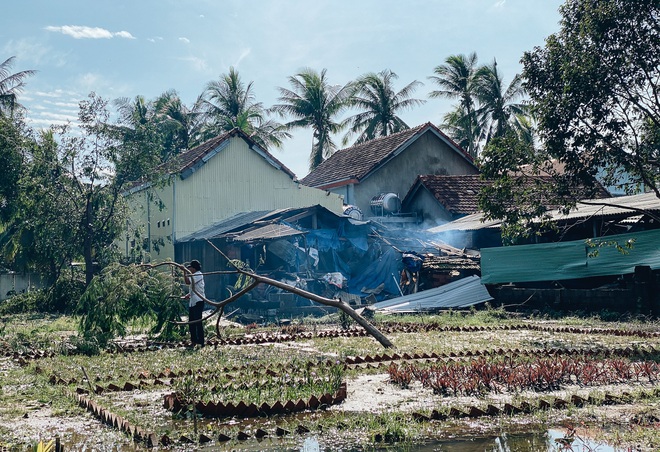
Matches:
[229,223,305,242]
[427,212,501,233]
[370,275,492,312]
[176,210,276,242]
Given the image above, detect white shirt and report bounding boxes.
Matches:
[188,271,205,307]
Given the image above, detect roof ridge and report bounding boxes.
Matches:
[338,122,431,152]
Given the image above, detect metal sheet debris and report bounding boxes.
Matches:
[370,275,493,312]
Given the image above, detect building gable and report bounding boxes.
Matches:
[122,130,344,262]
[300,122,475,189]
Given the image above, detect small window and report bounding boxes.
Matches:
[167,219,171,226]
[157,221,161,228]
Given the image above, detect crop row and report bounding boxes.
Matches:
[388,356,660,395]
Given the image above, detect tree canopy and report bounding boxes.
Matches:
[479,0,660,240]
[272,68,353,171]
[522,0,660,197]
[342,69,425,145]
[0,56,36,117]
[198,67,289,150]
[429,53,530,157]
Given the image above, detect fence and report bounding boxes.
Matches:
[0,272,43,301]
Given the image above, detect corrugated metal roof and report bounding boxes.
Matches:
[544,192,660,222]
[427,212,501,233]
[176,210,275,242]
[427,192,660,234]
[230,223,304,242]
[370,275,493,312]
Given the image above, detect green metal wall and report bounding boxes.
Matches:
[481,229,660,284]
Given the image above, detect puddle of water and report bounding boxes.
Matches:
[51,420,624,451]
[427,429,623,451]
[213,430,623,451]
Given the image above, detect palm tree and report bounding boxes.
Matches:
[428,53,480,157]
[272,68,352,171]
[154,89,201,159]
[111,95,162,182]
[0,56,36,117]
[342,69,425,145]
[474,60,528,144]
[439,106,477,153]
[198,67,289,150]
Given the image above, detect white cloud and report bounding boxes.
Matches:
[32,89,78,99]
[114,31,136,39]
[44,99,80,109]
[179,37,191,44]
[148,36,164,43]
[45,25,135,39]
[234,48,251,67]
[493,0,506,7]
[76,73,105,92]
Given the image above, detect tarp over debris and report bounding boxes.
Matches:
[481,228,660,284]
[369,275,493,312]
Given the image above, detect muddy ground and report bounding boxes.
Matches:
[2,316,660,450]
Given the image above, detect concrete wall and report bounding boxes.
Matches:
[344,132,478,216]
[404,186,455,226]
[0,273,43,301]
[124,136,345,262]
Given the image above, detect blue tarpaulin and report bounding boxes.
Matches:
[348,247,402,297]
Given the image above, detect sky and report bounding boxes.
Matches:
[3,0,564,179]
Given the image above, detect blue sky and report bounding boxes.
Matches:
[3,0,563,178]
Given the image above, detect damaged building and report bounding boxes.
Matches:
[434,192,660,314]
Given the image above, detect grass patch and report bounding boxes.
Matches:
[3,311,660,450]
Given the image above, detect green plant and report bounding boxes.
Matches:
[77,263,184,347]
[64,335,100,356]
[32,439,54,452]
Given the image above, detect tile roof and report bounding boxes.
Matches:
[406,175,489,215]
[406,173,612,217]
[300,122,474,188]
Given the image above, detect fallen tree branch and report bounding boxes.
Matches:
[205,240,393,348]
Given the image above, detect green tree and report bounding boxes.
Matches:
[342,69,425,145]
[111,95,163,183]
[0,56,36,117]
[6,93,129,286]
[3,129,79,282]
[154,89,201,159]
[429,53,481,157]
[478,132,563,242]
[198,67,289,150]
[272,68,352,171]
[474,60,529,144]
[522,0,660,197]
[78,263,184,346]
[0,115,27,224]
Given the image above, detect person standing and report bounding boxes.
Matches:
[184,259,205,347]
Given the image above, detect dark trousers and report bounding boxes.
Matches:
[188,301,205,346]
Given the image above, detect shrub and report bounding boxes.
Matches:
[77,263,185,347]
[0,278,84,315]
